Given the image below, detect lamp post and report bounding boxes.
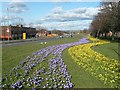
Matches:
[7,7,9,42]
[51,27,52,34]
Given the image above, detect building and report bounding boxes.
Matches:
[0,25,36,40]
[36,29,59,37]
[36,29,47,37]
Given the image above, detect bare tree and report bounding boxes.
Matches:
[90,1,120,40]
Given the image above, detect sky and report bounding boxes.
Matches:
[0,0,102,30]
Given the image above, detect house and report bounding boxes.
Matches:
[36,29,47,37]
[0,25,36,40]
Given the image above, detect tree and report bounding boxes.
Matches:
[90,1,120,40]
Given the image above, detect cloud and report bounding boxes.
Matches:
[31,20,92,30]
[42,6,99,22]
[51,7,64,14]
[0,15,24,25]
[50,0,70,2]
[10,0,25,2]
[49,0,117,2]
[2,0,118,2]
[54,20,92,30]
[7,1,28,13]
[31,6,99,30]
[0,15,23,21]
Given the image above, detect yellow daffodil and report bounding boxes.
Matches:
[68,37,120,88]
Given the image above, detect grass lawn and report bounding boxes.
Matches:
[0,45,2,78]
[2,35,118,88]
[2,35,83,75]
[62,40,119,88]
[92,42,119,60]
[62,48,109,88]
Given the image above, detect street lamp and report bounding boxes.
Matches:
[51,27,52,34]
[7,7,10,42]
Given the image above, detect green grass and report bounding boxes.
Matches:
[2,35,83,75]
[62,48,109,88]
[2,35,118,88]
[0,45,2,78]
[62,41,119,88]
[92,42,119,60]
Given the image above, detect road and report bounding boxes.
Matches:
[1,37,63,47]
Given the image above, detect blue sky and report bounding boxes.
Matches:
[1,1,100,30]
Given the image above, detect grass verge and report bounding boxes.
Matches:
[62,48,109,88]
[92,42,119,60]
[2,35,82,74]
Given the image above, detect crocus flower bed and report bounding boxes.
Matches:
[1,37,89,89]
[69,37,120,88]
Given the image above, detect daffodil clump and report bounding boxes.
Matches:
[69,37,120,88]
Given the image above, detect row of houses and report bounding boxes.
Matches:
[36,29,59,37]
[0,25,36,40]
[0,25,60,40]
